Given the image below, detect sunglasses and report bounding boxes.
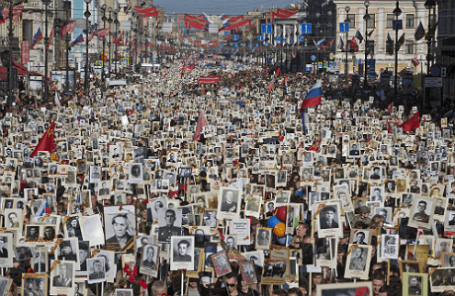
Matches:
[227,283,237,287]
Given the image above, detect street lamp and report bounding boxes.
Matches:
[424,0,435,75]
[393,1,401,101]
[84,0,91,93]
[107,7,113,77]
[345,6,350,77]
[364,0,370,90]
[100,4,107,84]
[114,8,119,75]
[42,0,51,101]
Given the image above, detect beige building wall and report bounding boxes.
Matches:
[333,0,434,75]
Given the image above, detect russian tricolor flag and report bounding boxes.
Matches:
[300,80,322,111]
[70,31,84,46]
[31,26,43,49]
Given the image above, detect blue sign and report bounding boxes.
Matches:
[368,59,376,76]
[153,58,156,63]
[301,23,312,34]
[275,36,281,42]
[393,20,402,31]
[306,66,312,71]
[235,43,238,47]
[339,22,349,33]
[255,43,259,47]
[264,42,269,46]
[248,43,252,47]
[311,55,316,61]
[262,24,272,34]
[258,35,264,41]
[233,35,239,41]
[220,43,224,47]
[298,35,304,42]
[290,39,294,44]
[282,38,286,43]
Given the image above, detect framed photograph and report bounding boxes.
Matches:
[255,228,272,250]
[442,252,455,267]
[435,238,453,258]
[224,235,237,250]
[93,250,116,283]
[408,196,435,229]
[243,251,264,270]
[14,246,35,261]
[399,260,422,278]
[76,241,89,275]
[239,261,257,284]
[430,267,455,292]
[375,207,392,225]
[158,208,182,243]
[316,282,373,296]
[4,209,22,229]
[403,272,428,296]
[0,233,13,267]
[315,202,343,238]
[433,197,447,221]
[335,188,353,212]
[104,205,136,252]
[261,259,286,285]
[74,281,87,296]
[345,244,372,280]
[245,195,261,218]
[275,190,291,204]
[50,260,75,295]
[140,245,159,277]
[211,250,232,277]
[380,234,399,259]
[87,257,106,284]
[80,214,104,246]
[56,239,79,266]
[217,187,241,220]
[22,273,46,296]
[349,229,371,245]
[170,236,195,271]
[115,288,134,296]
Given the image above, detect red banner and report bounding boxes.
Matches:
[60,20,77,37]
[96,28,110,37]
[21,41,29,65]
[199,76,221,85]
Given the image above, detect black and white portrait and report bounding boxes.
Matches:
[255,228,272,250]
[50,260,74,295]
[170,236,194,271]
[409,197,434,229]
[87,257,106,284]
[129,164,143,184]
[104,205,136,252]
[349,143,360,157]
[217,187,241,219]
[381,234,399,259]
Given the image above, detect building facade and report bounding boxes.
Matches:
[332,0,435,76]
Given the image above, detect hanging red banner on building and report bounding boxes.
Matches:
[21,40,29,65]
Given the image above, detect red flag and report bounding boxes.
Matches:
[307,140,322,151]
[88,31,95,42]
[60,20,77,37]
[276,68,281,75]
[400,111,420,132]
[46,27,53,50]
[30,121,55,157]
[266,80,275,91]
[193,110,209,141]
[386,120,392,133]
[329,38,334,46]
[198,76,221,85]
[350,36,359,52]
[388,102,393,115]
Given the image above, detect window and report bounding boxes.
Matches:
[367,14,375,28]
[347,14,356,28]
[405,40,414,54]
[386,14,394,28]
[367,40,375,54]
[406,14,415,28]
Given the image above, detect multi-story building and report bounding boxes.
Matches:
[332,0,436,76]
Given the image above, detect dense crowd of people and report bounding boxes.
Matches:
[0,55,453,296]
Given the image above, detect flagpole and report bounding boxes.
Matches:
[44,0,50,102]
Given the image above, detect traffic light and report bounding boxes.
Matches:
[304,39,307,47]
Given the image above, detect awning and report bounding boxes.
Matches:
[13,62,29,75]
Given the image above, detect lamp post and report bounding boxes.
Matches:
[393,1,401,101]
[114,9,119,75]
[345,6,350,77]
[364,0,370,90]
[424,0,435,75]
[107,7,113,77]
[84,0,91,93]
[42,0,51,101]
[100,4,107,84]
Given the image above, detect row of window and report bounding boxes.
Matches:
[353,40,417,54]
[346,13,436,29]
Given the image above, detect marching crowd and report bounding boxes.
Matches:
[0,56,453,296]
